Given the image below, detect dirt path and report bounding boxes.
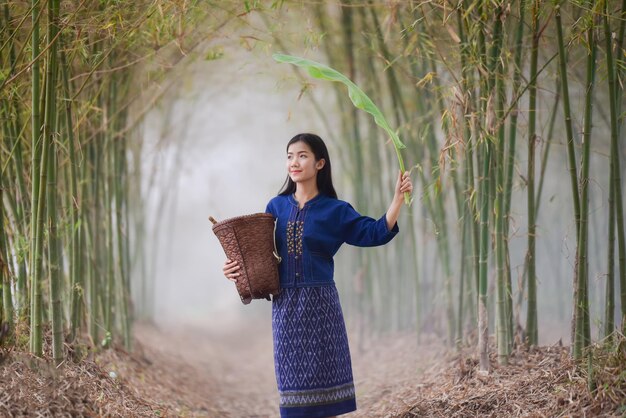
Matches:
[4,321,620,416]
[134,319,444,417]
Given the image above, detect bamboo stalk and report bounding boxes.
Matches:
[341,2,373,331]
[60,40,83,342]
[501,0,528,353]
[380,25,421,333]
[483,0,511,364]
[103,77,115,349]
[30,0,62,355]
[525,0,540,347]
[504,0,526,224]
[603,0,624,337]
[0,163,14,333]
[573,1,597,359]
[44,0,63,364]
[555,5,581,238]
[555,3,584,350]
[28,0,42,355]
[88,129,100,344]
[605,149,616,339]
[514,78,562,326]
[0,33,13,332]
[463,1,480,345]
[455,0,474,345]
[534,82,560,216]
[2,18,29,322]
[478,135,491,373]
[607,0,626,337]
[410,5,457,343]
[114,131,131,349]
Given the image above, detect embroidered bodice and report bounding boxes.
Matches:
[265,193,399,288]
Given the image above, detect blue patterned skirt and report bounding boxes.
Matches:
[272,285,357,418]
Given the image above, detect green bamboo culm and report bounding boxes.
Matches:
[555,4,583,349]
[0,0,224,360]
[366,5,428,334]
[403,6,457,343]
[114,132,132,349]
[616,0,626,337]
[1,162,14,333]
[503,0,527,354]
[29,0,44,356]
[488,0,510,364]
[104,83,115,348]
[60,43,83,342]
[454,0,471,345]
[525,0,540,347]
[45,0,63,365]
[30,0,49,356]
[603,0,625,339]
[573,0,597,360]
[0,21,14,332]
[475,0,490,374]
[477,136,491,373]
[2,4,29,324]
[555,5,581,238]
[456,0,480,345]
[272,53,411,206]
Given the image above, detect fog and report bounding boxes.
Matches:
[138,46,339,332]
[133,35,623,347]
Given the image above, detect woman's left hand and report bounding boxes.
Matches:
[394,170,413,202]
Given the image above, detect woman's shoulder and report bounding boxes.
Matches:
[321,196,352,209]
[315,196,355,215]
[267,194,288,204]
[265,194,290,211]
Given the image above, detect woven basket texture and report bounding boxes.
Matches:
[212,213,280,304]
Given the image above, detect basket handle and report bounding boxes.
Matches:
[273,219,282,263]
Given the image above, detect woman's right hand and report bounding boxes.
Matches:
[223,259,241,283]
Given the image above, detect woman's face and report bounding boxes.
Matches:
[286,141,325,185]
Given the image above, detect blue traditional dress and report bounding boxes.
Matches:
[265,193,399,418]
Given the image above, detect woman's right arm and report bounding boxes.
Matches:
[223,259,240,282]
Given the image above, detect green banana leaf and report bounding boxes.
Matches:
[273,53,410,204]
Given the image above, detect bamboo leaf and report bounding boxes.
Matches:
[204,47,224,61]
[272,53,406,151]
[415,71,436,88]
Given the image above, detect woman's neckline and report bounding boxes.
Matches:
[290,192,322,209]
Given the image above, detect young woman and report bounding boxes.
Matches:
[223,133,413,417]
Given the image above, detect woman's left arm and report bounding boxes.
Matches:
[385,170,413,231]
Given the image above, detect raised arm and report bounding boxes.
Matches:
[385,170,413,231]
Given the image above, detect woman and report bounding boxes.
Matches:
[223,133,413,417]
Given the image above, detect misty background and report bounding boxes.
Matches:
[131,9,621,347]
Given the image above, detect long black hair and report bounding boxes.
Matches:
[278,133,338,199]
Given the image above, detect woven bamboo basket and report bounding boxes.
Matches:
[210,213,281,304]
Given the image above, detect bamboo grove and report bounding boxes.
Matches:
[1,0,625,374]
[261,0,626,369]
[0,0,225,364]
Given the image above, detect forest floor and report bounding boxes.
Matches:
[1,319,624,417]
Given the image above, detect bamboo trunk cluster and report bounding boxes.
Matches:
[1,0,624,379]
[0,0,219,363]
[274,0,626,371]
